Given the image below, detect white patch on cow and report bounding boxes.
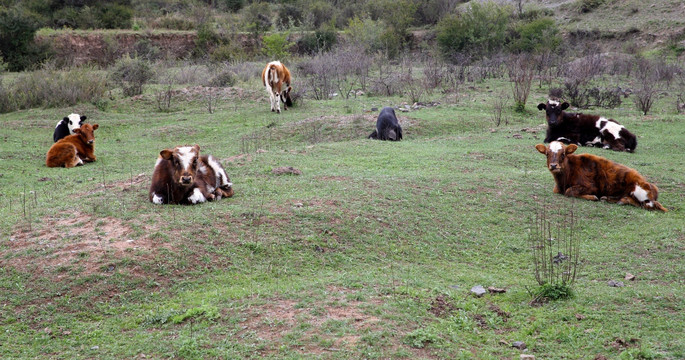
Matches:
[206,155,230,187]
[548,99,559,106]
[198,162,208,174]
[632,185,649,203]
[550,141,563,153]
[176,146,196,171]
[188,188,206,204]
[226,182,233,188]
[67,113,82,133]
[152,193,163,204]
[556,137,572,143]
[600,119,624,140]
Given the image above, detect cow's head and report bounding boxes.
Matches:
[537,99,569,126]
[536,141,577,174]
[65,113,87,134]
[281,86,293,107]
[160,145,201,187]
[72,123,98,145]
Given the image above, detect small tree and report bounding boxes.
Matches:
[529,205,581,302]
[262,33,295,60]
[110,55,154,97]
[634,58,660,115]
[508,54,535,112]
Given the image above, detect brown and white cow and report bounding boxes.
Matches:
[536,141,666,211]
[149,145,234,205]
[538,99,637,152]
[262,60,292,113]
[46,123,99,168]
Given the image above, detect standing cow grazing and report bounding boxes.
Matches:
[46,123,99,168]
[368,107,403,141]
[537,99,637,152]
[535,141,666,211]
[149,145,234,205]
[262,61,292,113]
[53,113,86,142]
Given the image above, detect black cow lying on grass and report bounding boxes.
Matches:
[53,113,86,142]
[537,99,637,152]
[369,107,403,141]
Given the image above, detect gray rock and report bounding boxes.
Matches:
[520,355,535,359]
[470,285,486,297]
[91,346,99,350]
[608,280,625,287]
[512,341,526,350]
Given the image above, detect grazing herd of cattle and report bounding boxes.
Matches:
[42,61,666,211]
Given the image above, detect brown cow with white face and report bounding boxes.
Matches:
[262,60,292,113]
[536,141,666,211]
[46,123,99,168]
[149,145,234,205]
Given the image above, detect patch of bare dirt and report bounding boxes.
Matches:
[3,210,167,279]
[429,295,459,318]
[238,290,383,355]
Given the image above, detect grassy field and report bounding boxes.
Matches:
[0,76,683,359]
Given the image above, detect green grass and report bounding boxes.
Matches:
[0,76,683,359]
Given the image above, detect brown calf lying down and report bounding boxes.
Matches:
[46,123,99,168]
[536,141,666,211]
[149,145,234,205]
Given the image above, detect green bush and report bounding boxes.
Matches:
[194,23,222,57]
[109,55,154,97]
[0,7,47,71]
[345,16,385,54]
[535,283,574,301]
[510,17,561,53]
[262,32,295,60]
[578,0,605,13]
[98,3,133,29]
[208,69,237,87]
[298,27,338,54]
[222,0,245,12]
[436,1,513,60]
[277,3,303,29]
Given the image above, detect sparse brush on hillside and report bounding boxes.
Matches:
[0,67,106,112]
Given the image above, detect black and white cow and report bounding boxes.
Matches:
[53,113,86,142]
[368,107,403,141]
[537,99,636,152]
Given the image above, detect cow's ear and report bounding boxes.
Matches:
[535,144,548,154]
[286,86,292,93]
[92,124,99,130]
[537,103,546,111]
[73,128,81,134]
[63,117,69,122]
[80,115,87,122]
[561,102,570,110]
[565,144,578,154]
[160,149,173,160]
[193,144,200,152]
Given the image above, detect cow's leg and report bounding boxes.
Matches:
[274,90,281,114]
[617,196,641,208]
[150,192,166,205]
[564,186,598,201]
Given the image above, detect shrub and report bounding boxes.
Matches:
[436,2,513,60]
[298,27,338,54]
[529,205,580,303]
[508,54,535,112]
[208,69,237,87]
[155,16,195,30]
[0,7,46,71]
[1,67,107,112]
[277,4,303,29]
[577,0,605,13]
[345,16,385,54]
[109,55,154,97]
[194,23,222,57]
[510,17,561,54]
[97,3,133,29]
[243,2,272,35]
[262,32,294,60]
[222,0,245,12]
